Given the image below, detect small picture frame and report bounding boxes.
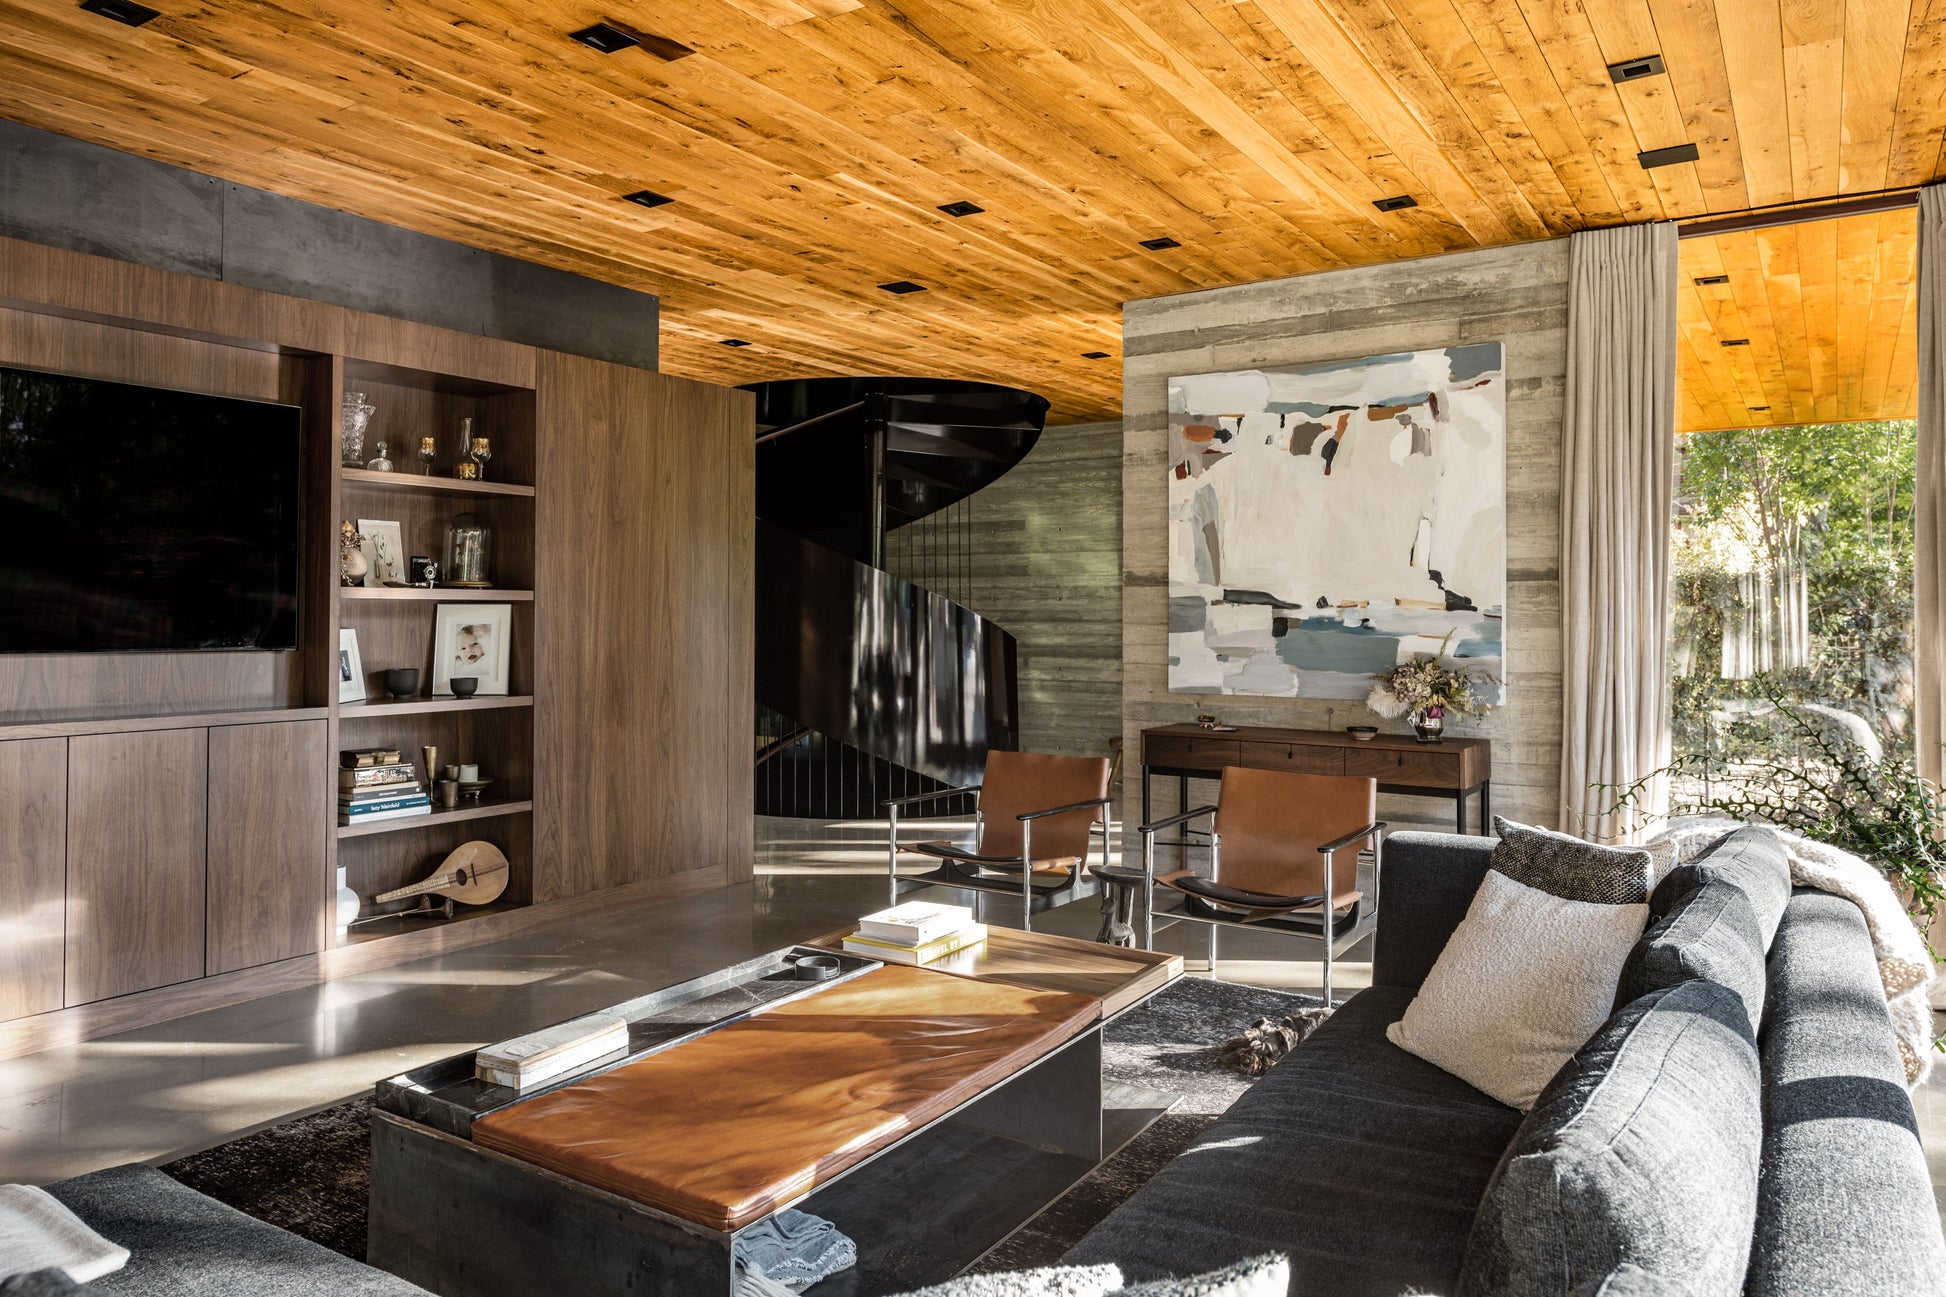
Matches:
[338,627,367,703]
[357,518,405,587]
[431,603,512,696]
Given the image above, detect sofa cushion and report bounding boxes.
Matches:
[1064,987,1521,1297]
[1457,978,1762,1297]
[1616,826,1793,1033]
[1370,832,1495,992]
[1743,890,1946,1297]
[42,1164,430,1296]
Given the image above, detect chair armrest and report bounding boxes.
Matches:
[1316,822,1387,854]
[1137,805,1219,835]
[883,785,981,810]
[1017,796,1114,822]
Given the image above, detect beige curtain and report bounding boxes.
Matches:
[1914,185,1946,1001]
[1559,222,1679,842]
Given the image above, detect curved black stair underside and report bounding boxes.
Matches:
[748,376,1048,819]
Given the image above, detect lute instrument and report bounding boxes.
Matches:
[374,840,511,907]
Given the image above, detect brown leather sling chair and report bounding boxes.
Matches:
[885,751,1113,931]
[1141,766,1384,1003]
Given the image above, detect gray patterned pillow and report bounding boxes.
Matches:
[1491,817,1652,905]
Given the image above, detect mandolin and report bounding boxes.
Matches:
[375,840,510,907]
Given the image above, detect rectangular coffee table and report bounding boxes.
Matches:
[368,936,1181,1297]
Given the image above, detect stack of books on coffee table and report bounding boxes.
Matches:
[843,902,986,965]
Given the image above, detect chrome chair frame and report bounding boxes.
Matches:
[886,786,1115,931]
[1136,804,1385,1004]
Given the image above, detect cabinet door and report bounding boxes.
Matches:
[0,739,67,1020]
[65,729,208,1005]
[207,720,328,975]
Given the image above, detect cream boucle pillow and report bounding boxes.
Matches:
[1385,819,1652,1110]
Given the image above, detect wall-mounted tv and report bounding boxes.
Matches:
[0,363,302,653]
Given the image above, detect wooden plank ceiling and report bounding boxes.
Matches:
[1678,208,1918,432]
[0,0,1942,424]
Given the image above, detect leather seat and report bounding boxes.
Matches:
[470,965,1099,1232]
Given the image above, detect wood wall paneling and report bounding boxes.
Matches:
[0,738,67,1019]
[1,1,1939,423]
[206,719,329,975]
[535,353,754,899]
[64,728,209,1004]
[1121,239,1571,833]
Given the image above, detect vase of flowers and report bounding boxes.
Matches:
[1366,639,1494,743]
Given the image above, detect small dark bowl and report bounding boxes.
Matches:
[382,667,420,699]
[448,677,479,699]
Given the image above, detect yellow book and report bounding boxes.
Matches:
[843,924,988,965]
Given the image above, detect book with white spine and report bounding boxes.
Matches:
[855,901,974,946]
[475,1013,630,1089]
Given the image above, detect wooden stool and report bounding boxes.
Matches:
[1092,865,1147,947]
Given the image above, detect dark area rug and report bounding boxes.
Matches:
[158,975,1323,1269]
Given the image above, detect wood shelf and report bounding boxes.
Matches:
[342,587,534,602]
[341,468,535,498]
[339,899,528,946]
[340,695,535,718]
[337,797,534,840]
[0,706,329,743]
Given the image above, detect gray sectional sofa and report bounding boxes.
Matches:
[1063,827,1946,1296]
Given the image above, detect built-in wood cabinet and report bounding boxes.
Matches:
[207,720,329,975]
[0,739,67,1020]
[64,729,209,1006]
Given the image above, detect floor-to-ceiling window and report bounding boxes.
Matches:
[1670,208,1919,785]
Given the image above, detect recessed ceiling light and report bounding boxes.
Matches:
[1639,143,1700,170]
[570,21,639,52]
[1373,195,1418,212]
[878,281,926,294]
[938,201,984,218]
[1721,338,1750,347]
[79,0,158,25]
[1749,405,1770,411]
[720,338,751,347]
[1138,237,1181,251]
[621,189,674,209]
[1608,54,1666,83]
[1693,274,1730,285]
[1082,351,1111,359]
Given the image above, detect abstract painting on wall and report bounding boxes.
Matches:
[1167,345,1507,701]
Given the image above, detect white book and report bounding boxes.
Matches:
[476,1014,630,1089]
[856,901,974,946]
[337,802,433,825]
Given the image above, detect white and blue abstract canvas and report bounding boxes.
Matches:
[1166,345,1507,701]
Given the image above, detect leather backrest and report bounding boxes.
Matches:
[978,751,1111,861]
[1212,766,1376,896]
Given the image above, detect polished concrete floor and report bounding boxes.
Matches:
[3,815,1940,1235]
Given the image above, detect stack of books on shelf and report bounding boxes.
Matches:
[843,902,986,965]
[340,748,431,826]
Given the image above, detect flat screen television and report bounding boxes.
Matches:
[0,363,302,653]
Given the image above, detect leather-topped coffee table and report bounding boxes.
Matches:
[368,940,1181,1297]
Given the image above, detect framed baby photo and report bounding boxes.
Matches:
[338,627,367,703]
[431,603,512,696]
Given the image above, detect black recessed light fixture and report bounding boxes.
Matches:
[569,19,693,59]
[938,200,984,218]
[621,188,674,209]
[1639,142,1701,170]
[1749,405,1771,411]
[1693,273,1730,285]
[79,0,158,25]
[878,280,926,294]
[1721,338,1750,347]
[720,338,751,347]
[570,21,639,52]
[1081,351,1111,359]
[1138,236,1181,251]
[1373,194,1418,212]
[1608,54,1666,83]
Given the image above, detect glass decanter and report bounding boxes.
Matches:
[365,440,394,473]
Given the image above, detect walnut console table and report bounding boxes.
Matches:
[1139,723,1492,837]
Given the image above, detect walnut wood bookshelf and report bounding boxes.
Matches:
[0,235,755,1061]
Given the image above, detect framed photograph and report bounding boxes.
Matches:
[357,518,405,587]
[431,603,512,696]
[338,627,367,703]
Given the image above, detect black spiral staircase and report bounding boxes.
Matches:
[749,377,1049,818]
